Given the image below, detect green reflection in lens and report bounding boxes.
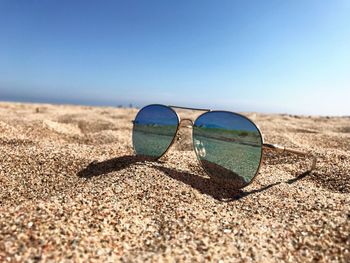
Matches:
[132,105,179,158]
[193,111,262,188]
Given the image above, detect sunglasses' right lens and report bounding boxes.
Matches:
[132,105,179,159]
[193,111,263,189]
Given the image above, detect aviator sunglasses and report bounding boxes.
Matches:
[132,104,317,189]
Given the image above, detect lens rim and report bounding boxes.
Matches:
[192,110,264,189]
[132,104,180,160]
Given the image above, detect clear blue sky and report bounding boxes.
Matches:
[0,1,349,115]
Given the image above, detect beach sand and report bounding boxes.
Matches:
[0,102,349,262]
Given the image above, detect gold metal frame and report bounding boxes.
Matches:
[132,104,317,189]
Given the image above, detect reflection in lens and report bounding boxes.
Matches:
[132,105,179,158]
[193,111,262,189]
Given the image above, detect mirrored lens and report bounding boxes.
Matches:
[132,105,179,158]
[193,111,262,189]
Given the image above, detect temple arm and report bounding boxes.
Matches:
[263,143,317,171]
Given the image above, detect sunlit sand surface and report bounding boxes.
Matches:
[0,102,349,261]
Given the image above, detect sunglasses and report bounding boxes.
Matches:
[132,104,317,190]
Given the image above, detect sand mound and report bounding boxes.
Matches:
[0,102,349,262]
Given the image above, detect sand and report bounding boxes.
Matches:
[0,101,349,262]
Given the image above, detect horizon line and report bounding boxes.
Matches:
[0,98,348,118]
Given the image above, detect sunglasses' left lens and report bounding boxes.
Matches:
[132,105,179,159]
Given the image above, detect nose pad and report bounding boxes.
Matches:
[193,138,206,158]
